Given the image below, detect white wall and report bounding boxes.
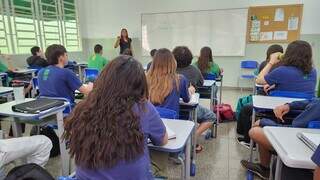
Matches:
[78,0,320,38]
[77,0,320,87]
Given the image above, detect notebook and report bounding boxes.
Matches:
[12,98,65,114]
[165,123,176,140]
[297,132,320,152]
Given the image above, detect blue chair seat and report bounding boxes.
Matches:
[240,75,255,79]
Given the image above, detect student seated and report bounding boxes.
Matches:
[256,40,317,97]
[193,46,222,78]
[26,46,48,68]
[241,98,320,179]
[123,48,133,56]
[237,44,284,145]
[88,44,109,71]
[0,53,15,73]
[0,135,52,180]
[38,44,93,107]
[172,46,216,152]
[64,55,168,180]
[146,49,157,71]
[173,46,203,87]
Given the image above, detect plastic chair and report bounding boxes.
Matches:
[203,73,217,80]
[308,120,320,129]
[31,77,39,97]
[155,107,178,119]
[28,66,42,76]
[238,60,258,92]
[84,68,99,83]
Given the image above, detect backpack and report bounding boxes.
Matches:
[30,126,60,157]
[5,163,54,180]
[213,104,235,122]
[235,95,253,120]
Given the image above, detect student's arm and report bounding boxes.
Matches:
[315,167,320,180]
[288,99,313,111]
[179,75,191,103]
[114,36,120,48]
[256,53,281,85]
[291,99,320,127]
[148,103,168,146]
[78,83,93,95]
[1,55,15,71]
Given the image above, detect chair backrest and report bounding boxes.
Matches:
[269,90,314,100]
[28,66,42,76]
[155,107,178,119]
[32,77,39,89]
[308,120,320,129]
[240,60,258,69]
[203,73,217,80]
[84,68,99,82]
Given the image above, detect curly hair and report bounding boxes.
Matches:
[282,40,313,74]
[197,46,213,74]
[172,46,193,68]
[63,55,148,169]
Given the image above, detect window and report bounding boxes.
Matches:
[0,0,81,54]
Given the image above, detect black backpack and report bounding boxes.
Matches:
[5,163,54,180]
[30,126,60,157]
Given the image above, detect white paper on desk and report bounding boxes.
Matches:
[274,31,288,40]
[274,8,284,21]
[260,32,273,41]
[164,123,176,140]
[288,16,299,30]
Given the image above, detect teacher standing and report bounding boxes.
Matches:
[114,28,132,55]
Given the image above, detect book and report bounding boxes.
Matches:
[164,123,176,140]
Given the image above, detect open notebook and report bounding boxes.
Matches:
[297,132,320,152]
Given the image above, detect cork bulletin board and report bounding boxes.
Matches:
[247,4,303,43]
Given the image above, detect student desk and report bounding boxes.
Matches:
[149,119,195,180]
[14,69,37,78]
[0,98,71,176]
[0,87,13,101]
[179,93,199,176]
[264,127,318,180]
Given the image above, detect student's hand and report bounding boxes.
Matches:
[220,68,224,75]
[188,85,196,95]
[263,84,275,94]
[273,104,290,122]
[269,52,282,65]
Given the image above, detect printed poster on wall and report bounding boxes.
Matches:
[274,8,284,21]
[274,31,288,40]
[288,17,299,30]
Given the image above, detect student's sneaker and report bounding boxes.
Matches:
[240,160,270,180]
[236,137,256,150]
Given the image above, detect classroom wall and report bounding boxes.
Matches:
[78,0,320,87]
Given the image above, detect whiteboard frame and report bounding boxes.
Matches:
[140,7,249,57]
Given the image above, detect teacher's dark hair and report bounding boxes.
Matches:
[121,28,129,40]
[172,46,193,68]
[282,40,313,74]
[64,55,148,169]
[45,44,67,65]
[266,44,283,61]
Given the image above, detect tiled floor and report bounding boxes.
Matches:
[1,89,253,180]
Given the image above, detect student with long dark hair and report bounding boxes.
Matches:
[241,40,317,180]
[114,28,133,55]
[64,55,168,180]
[194,46,221,77]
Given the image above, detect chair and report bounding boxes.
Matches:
[31,77,39,98]
[84,68,99,83]
[28,66,42,76]
[238,60,258,92]
[155,107,178,119]
[203,73,217,80]
[269,90,313,100]
[308,120,320,129]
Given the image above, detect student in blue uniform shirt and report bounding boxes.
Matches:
[38,44,93,107]
[312,145,320,180]
[241,98,320,179]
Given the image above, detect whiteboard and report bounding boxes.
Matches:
[141,8,248,56]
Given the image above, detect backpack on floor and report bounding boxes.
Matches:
[30,126,60,157]
[213,104,235,122]
[5,163,54,180]
[235,95,252,120]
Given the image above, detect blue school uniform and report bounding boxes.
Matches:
[260,98,320,127]
[264,66,317,96]
[312,145,320,166]
[76,101,166,180]
[38,65,82,105]
[156,75,190,114]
